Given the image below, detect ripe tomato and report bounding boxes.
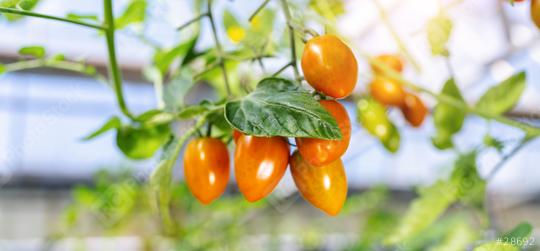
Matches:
[296,100,351,166]
[371,54,404,75]
[532,0,540,29]
[369,77,406,106]
[400,92,428,127]
[301,35,358,99]
[184,138,230,205]
[290,151,347,216]
[232,129,242,143]
[234,134,290,202]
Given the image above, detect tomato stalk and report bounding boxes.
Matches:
[207,0,232,97]
[249,0,271,22]
[367,55,540,136]
[2,59,107,83]
[103,0,135,120]
[0,7,106,30]
[176,12,209,31]
[280,0,302,82]
[486,136,534,180]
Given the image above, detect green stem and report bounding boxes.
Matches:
[372,0,421,72]
[103,0,135,119]
[207,0,232,97]
[3,59,107,84]
[367,55,540,136]
[249,0,271,22]
[0,7,105,30]
[486,137,533,180]
[176,12,209,31]
[280,0,301,81]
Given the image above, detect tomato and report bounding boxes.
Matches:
[301,35,358,99]
[371,54,404,75]
[532,0,540,29]
[234,134,290,202]
[290,151,347,216]
[232,129,242,143]
[184,138,230,205]
[369,77,406,106]
[400,92,428,127]
[296,100,351,166]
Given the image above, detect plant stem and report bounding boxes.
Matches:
[366,55,540,136]
[3,59,108,84]
[486,137,534,180]
[249,0,271,22]
[207,0,232,97]
[272,62,293,76]
[0,7,105,30]
[280,0,301,81]
[176,12,209,31]
[103,0,134,119]
[372,0,421,72]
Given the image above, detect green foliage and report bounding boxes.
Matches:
[427,13,453,57]
[484,134,505,152]
[356,98,400,153]
[18,45,46,58]
[162,70,197,113]
[116,124,171,160]
[81,116,122,141]
[66,12,99,22]
[0,63,5,75]
[432,79,466,149]
[115,0,147,30]
[451,151,485,208]
[502,222,533,247]
[428,222,477,251]
[476,72,526,115]
[1,0,40,20]
[225,78,342,139]
[154,34,200,75]
[474,242,519,251]
[309,0,345,18]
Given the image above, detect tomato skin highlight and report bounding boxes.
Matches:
[184,138,230,205]
[400,92,428,127]
[296,100,351,167]
[234,134,290,202]
[371,54,404,75]
[369,77,406,107]
[301,35,358,99]
[532,0,540,29]
[290,151,347,216]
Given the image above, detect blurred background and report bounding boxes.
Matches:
[0,0,539,250]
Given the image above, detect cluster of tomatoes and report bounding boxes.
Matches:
[183,34,355,216]
[369,55,428,128]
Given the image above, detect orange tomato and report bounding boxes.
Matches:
[371,54,404,75]
[232,129,242,143]
[369,77,406,106]
[290,151,347,216]
[296,100,351,166]
[184,138,230,205]
[400,92,428,127]
[301,35,358,99]
[234,134,290,202]
[532,0,540,28]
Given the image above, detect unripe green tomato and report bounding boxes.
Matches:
[357,98,391,139]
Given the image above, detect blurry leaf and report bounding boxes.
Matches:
[154,34,199,75]
[502,222,533,247]
[476,72,526,115]
[81,116,122,141]
[16,0,37,10]
[474,242,518,251]
[309,0,345,18]
[18,45,45,58]
[359,211,399,248]
[427,14,453,57]
[429,222,477,251]
[115,0,146,30]
[66,12,99,22]
[0,64,5,75]
[178,100,213,119]
[384,181,458,245]
[225,78,342,139]
[223,9,245,43]
[116,124,171,160]
[432,79,466,150]
[135,109,175,126]
[483,134,504,152]
[163,70,196,113]
[1,0,39,20]
[50,53,66,62]
[450,151,485,208]
[357,98,400,153]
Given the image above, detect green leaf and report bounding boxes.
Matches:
[135,109,175,126]
[163,70,196,113]
[429,222,478,251]
[178,102,212,119]
[484,134,505,152]
[225,78,342,139]
[66,12,99,22]
[476,72,526,115]
[0,64,5,75]
[357,98,400,153]
[115,0,146,30]
[474,242,519,251]
[309,0,346,17]
[427,14,453,57]
[154,34,199,75]
[223,9,245,43]
[432,79,466,150]
[450,151,485,208]
[502,222,533,247]
[116,124,171,160]
[18,45,45,58]
[81,116,122,141]
[384,181,458,245]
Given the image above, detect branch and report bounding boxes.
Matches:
[366,55,540,136]
[0,7,105,30]
[486,137,534,180]
[207,0,232,97]
[103,0,135,119]
[176,12,209,31]
[249,0,271,22]
[280,0,301,81]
